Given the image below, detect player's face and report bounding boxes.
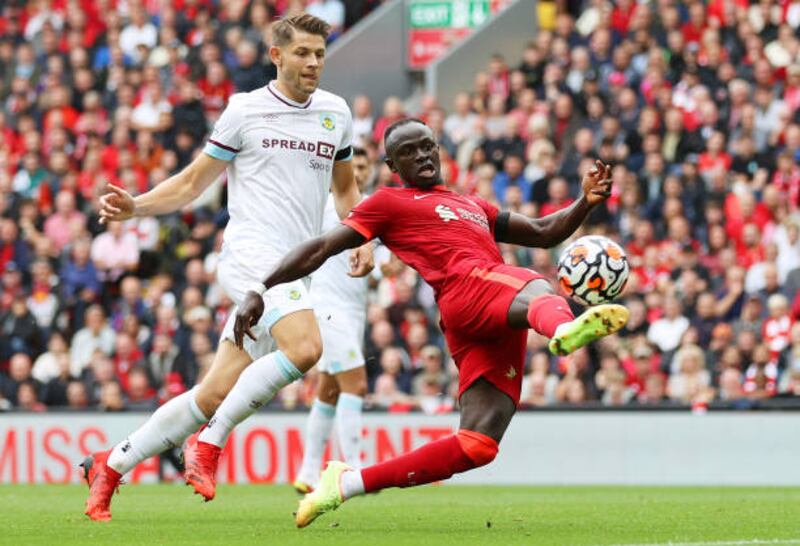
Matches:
[271,30,326,100]
[385,123,442,188]
[352,155,372,191]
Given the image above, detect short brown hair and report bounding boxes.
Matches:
[272,13,331,46]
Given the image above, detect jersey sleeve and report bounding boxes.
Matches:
[334,107,354,162]
[203,95,243,161]
[341,191,390,240]
[468,195,500,236]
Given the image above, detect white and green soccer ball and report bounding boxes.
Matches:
[557,236,630,306]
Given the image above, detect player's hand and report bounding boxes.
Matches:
[581,159,613,207]
[349,243,374,277]
[233,290,265,350]
[98,184,136,224]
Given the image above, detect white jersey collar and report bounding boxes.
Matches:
[266,81,313,109]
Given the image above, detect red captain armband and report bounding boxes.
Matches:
[456,429,498,466]
[342,218,372,240]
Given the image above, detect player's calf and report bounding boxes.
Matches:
[295,429,499,528]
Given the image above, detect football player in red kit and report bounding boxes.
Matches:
[230,118,628,527]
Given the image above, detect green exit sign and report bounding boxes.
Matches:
[409,0,491,29]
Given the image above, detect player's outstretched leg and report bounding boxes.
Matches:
[185,349,305,500]
[296,379,511,528]
[511,279,628,356]
[295,429,498,528]
[547,304,629,356]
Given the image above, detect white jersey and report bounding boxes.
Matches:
[204,82,353,274]
[310,195,368,324]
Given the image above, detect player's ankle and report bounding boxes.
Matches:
[339,469,365,500]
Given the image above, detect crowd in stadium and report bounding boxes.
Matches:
[1,0,800,413]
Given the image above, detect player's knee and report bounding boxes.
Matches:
[195,384,226,417]
[457,429,499,468]
[283,338,323,372]
[342,378,368,398]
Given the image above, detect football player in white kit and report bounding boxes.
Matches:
[293,148,374,493]
[82,14,372,521]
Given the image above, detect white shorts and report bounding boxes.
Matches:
[217,251,312,360]
[315,308,365,375]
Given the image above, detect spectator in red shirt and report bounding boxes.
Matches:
[697,131,732,177]
[197,61,233,121]
[539,177,574,216]
[372,96,406,149]
[744,343,778,399]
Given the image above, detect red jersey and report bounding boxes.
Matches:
[343,185,502,297]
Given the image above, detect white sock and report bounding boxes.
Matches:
[295,399,336,486]
[199,350,302,448]
[107,387,207,475]
[336,393,364,469]
[340,469,365,500]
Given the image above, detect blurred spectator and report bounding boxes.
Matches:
[70,305,115,377]
[667,344,712,404]
[1,353,37,405]
[647,296,689,354]
[91,222,140,283]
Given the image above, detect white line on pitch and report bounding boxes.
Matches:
[614,538,800,546]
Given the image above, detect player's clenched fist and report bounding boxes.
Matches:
[581,159,613,206]
[98,184,136,224]
[233,291,265,349]
[348,243,374,277]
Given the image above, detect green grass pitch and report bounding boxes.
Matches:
[2,484,800,545]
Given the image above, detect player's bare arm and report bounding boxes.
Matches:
[496,160,612,248]
[98,153,227,224]
[233,224,367,348]
[331,158,374,276]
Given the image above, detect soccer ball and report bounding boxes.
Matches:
[557,236,629,306]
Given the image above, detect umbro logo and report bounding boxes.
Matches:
[435,204,459,222]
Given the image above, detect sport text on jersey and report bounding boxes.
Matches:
[433,203,489,231]
[261,138,335,172]
[261,138,335,159]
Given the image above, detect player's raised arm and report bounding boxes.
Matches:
[331,152,375,276]
[98,148,228,224]
[233,224,367,348]
[495,160,612,249]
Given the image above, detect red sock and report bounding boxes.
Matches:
[361,431,497,493]
[526,294,574,338]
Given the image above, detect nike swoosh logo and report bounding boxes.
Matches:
[413,194,435,200]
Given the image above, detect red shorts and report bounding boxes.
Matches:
[438,263,545,404]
